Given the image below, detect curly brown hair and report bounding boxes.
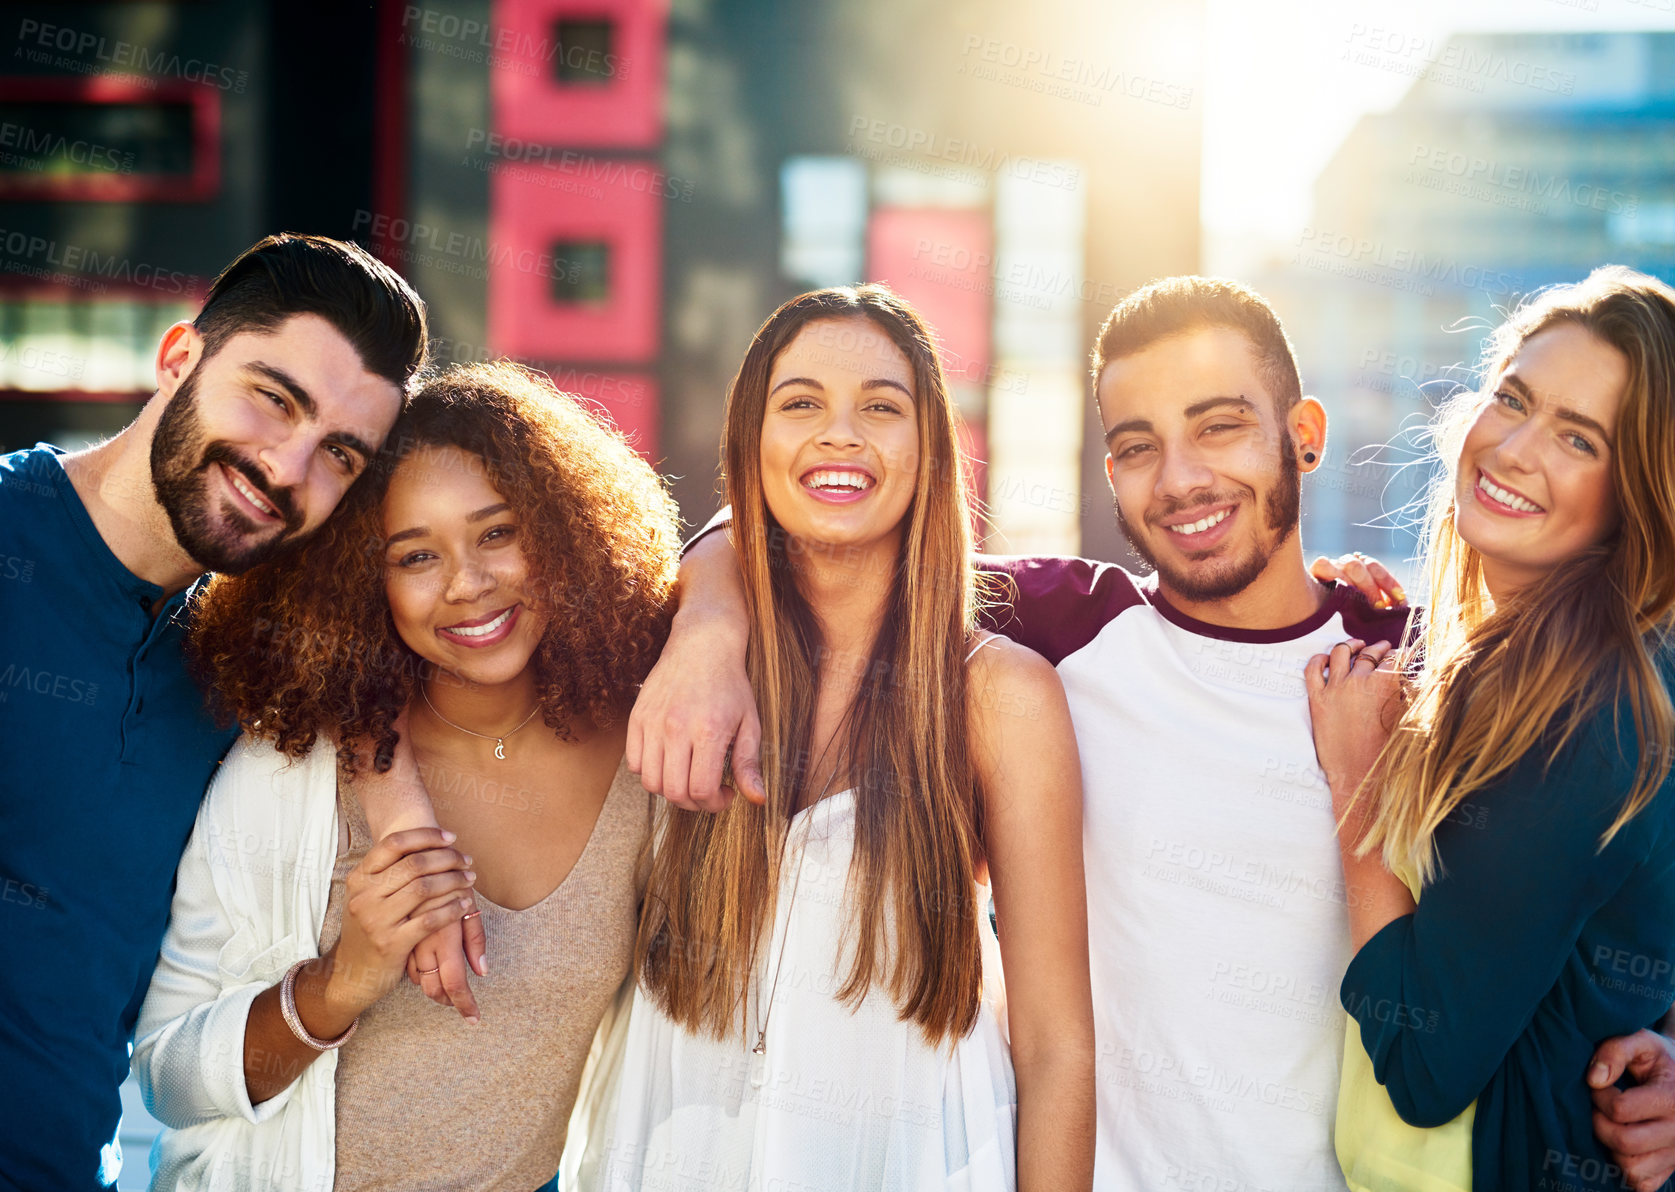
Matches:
[187,360,681,773]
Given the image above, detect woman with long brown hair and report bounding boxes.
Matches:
[585,285,1094,1190]
[131,362,679,1190]
[1308,265,1675,1192]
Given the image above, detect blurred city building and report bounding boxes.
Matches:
[410,0,1205,557]
[10,16,1673,573]
[0,0,1204,562]
[0,1,389,459]
[1258,30,1675,566]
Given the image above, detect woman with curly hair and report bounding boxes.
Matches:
[131,361,680,1191]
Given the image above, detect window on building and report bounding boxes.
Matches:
[552,18,616,87]
[779,156,868,289]
[0,295,192,393]
[550,240,611,306]
[0,100,195,178]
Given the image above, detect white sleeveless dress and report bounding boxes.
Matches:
[587,787,1018,1191]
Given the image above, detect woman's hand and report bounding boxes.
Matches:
[351,713,488,1021]
[1303,638,1401,814]
[242,826,475,1105]
[1303,640,1416,950]
[1309,552,1407,611]
[325,828,477,1019]
[406,901,488,1023]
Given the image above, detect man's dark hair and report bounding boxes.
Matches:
[194,233,428,391]
[1091,276,1303,418]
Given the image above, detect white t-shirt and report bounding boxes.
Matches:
[981,556,1412,1192]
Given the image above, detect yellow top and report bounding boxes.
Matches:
[1335,871,1475,1191]
[1336,1019,1475,1192]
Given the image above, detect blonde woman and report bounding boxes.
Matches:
[1308,266,1675,1192]
[587,285,1095,1191]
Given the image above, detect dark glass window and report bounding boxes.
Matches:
[550,240,610,306]
[0,101,194,178]
[552,18,616,86]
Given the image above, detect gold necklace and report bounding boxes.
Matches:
[419,684,542,760]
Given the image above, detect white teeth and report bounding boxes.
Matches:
[1477,473,1542,513]
[803,468,874,492]
[1165,508,1230,536]
[445,607,513,637]
[229,469,276,516]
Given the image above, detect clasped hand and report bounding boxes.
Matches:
[1303,638,1402,815]
[325,828,480,1020]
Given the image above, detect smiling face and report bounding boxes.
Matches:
[1100,324,1316,604]
[1455,321,1624,594]
[150,312,402,573]
[381,444,550,688]
[758,316,920,557]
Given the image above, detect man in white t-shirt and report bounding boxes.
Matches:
[975,276,1410,1189]
[629,276,1675,1191]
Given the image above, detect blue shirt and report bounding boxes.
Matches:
[0,445,236,1191]
[1343,648,1675,1192]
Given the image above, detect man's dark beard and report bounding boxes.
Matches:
[150,369,302,574]
[1116,437,1302,603]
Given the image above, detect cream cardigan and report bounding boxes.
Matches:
[131,733,627,1191]
[132,734,344,1192]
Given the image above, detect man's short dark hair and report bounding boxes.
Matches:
[1091,276,1303,419]
[194,233,428,391]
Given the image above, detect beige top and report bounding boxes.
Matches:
[320,756,650,1191]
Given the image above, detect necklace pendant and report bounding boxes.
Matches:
[748,1034,768,1089]
[494,739,506,760]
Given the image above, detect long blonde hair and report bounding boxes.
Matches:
[636,285,987,1043]
[1365,266,1675,884]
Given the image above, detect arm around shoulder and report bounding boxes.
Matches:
[976,555,1136,666]
[627,523,762,810]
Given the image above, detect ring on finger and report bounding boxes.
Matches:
[461,909,481,922]
[417,965,441,975]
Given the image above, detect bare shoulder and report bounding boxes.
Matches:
[967,631,1058,683]
[964,634,1081,824]
[965,633,1068,738]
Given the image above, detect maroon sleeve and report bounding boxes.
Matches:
[1333,583,1422,650]
[976,555,1145,666]
[682,512,1141,666]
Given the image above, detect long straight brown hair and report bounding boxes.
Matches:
[636,285,987,1043]
[1363,266,1675,883]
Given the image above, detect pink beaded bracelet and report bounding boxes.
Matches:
[279,959,359,1050]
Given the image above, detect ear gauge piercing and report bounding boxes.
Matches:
[1303,450,1317,465]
